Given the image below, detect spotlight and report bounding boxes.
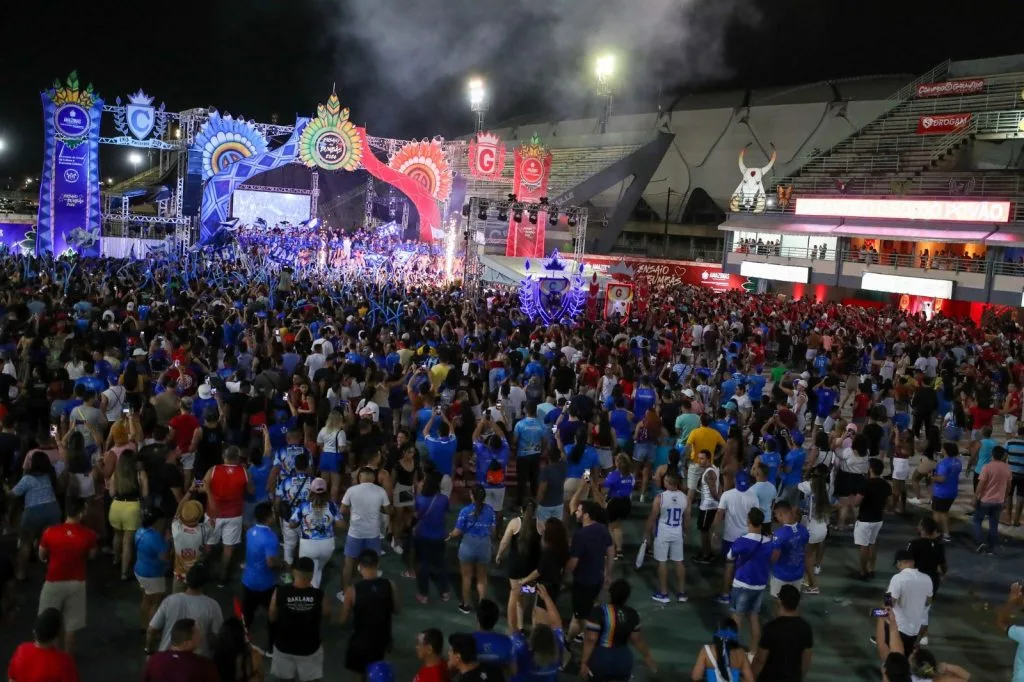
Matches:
[513,206,523,222]
[567,211,578,228]
[528,206,539,224]
[507,193,517,202]
[497,205,509,221]
[478,201,489,220]
[548,210,559,226]
[461,204,471,218]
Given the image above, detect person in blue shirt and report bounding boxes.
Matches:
[559,428,601,511]
[932,442,963,541]
[513,402,547,510]
[413,472,451,602]
[265,425,310,500]
[633,377,658,419]
[471,417,510,523]
[753,438,782,486]
[524,354,547,383]
[727,507,773,647]
[240,501,280,647]
[769,501,809,596]
[473,598,515,680]
[746,372,766,403]
[970,425,998,490]
[778,431,807,507]
[811,380,839,435]
[244,445,273,526]
[424,412,458,497]
[413,395,441,454]
[510,583,564,682]
[602,454,636,559]
[812,351,829,378]
[449,485,497,615]
[710,407,732,441]
[608,397,634,450]
[134,508,170,630]
[719,375,738,408]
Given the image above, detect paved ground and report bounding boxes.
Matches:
[0,497,1019,681]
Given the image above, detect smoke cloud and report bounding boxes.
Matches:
[317,0,758,136]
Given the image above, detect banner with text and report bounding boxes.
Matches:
[37,73,103,257]
[916,113,972,135]
[507,134,552,259]
[580,255,747,291]
[916,79,985,98]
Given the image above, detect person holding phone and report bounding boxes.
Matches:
[495,501,541,632]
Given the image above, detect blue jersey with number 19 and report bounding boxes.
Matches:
[656,490,686,539]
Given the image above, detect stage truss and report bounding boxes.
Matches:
[462,196,588,302]
[102,103,470,254]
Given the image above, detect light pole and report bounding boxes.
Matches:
[595,53,617,134]
[129,151,143,176]
[467,77,487,135]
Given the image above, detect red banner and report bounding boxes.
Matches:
[916,78,985,98]
[507,136,553,258]
[581,255,746,292]
[468,131,506,180]
[916,113,971,135]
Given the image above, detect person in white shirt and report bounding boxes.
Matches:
[714,483,757,603]
[644,471,688,603]
[339,467,390,600]
[884,549,933,653]
[695,450,721,564]
[100,383,129,423]
[304,343,327,378]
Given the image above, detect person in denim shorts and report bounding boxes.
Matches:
[448,486,496,615]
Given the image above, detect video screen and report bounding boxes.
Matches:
[231,189,311,226]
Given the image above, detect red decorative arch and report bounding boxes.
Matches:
[356,128,441,242]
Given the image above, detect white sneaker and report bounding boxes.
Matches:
[813,565,822,576]
[392,539,404,556]
[919,636,929,646]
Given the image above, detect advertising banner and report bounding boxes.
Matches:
[37,72,103,257]
[916,113,972,135]
[507,134,553,259]
[603,281,634,319]
[580,255,747,291]
[468,132,506,180]
[916,79,985,98]
[0,222,35,254]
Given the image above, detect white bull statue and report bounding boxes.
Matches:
[729,144,776,213]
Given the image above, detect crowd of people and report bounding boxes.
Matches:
[0,245,1022,682]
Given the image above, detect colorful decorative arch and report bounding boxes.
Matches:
[388,140,453,202]
[193,112,268,181]
[298,91,363,171]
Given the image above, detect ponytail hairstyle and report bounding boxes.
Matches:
[517,500,538,555]
[569,427,588,464]
[471,484,485,520]
[712,617,740,679]
[810,463,831,521]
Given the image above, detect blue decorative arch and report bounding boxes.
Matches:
[199,117,309,242]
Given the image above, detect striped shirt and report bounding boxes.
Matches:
[1007,439,1024,477]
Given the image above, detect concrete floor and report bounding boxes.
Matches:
[0,499,1019,682]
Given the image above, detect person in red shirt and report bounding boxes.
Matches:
[414,627,449,682]
[37,498,97,653]
[169,397,201,489]
[142,617,219,682]
[202,445,253,585]
[7,608,79,682]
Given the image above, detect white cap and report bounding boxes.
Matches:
[197,384,212,400]
[132,348,147,357]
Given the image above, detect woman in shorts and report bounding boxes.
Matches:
[601,454,636,560]
[11,451,61,581]
[448,485,496,615]
[134,508,169,630]
[890,431,912,513]
[109,449,148,580]
[798,464,832,593]
[316,407,347,503]
[390,442,419,556]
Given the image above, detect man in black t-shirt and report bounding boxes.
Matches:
[906,517,946,645]
[853,458,891,579]
[754,584,814,682]
[269,557,326,681]
[220,380,251,445]
[861,406,886,458]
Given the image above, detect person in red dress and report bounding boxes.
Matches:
[7,608,79,682]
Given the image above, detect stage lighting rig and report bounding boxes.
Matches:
[528,206,539,224]
[567,210,578,228]
[462,204,471,218]
[513,205,523,223]
[478,201,489,220]
[548,211,559,226]
[498,204,509,221]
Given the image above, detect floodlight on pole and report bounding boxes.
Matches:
[129,152,143,173]
[594,53,618,134]
[0,138,6,153]
[467,77,488,134]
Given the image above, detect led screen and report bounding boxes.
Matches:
[231,189,311,226]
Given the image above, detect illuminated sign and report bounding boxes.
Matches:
[740,261,809,284]
[861,272,954,298]
[795,197,1012,223]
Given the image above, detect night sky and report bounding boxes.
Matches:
[0,0,1021,181]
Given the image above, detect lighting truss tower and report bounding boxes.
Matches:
[595,55,617,134]
[468,78,488,135]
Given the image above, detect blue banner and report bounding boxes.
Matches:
[37,73,103,257]
[0,222,35,255]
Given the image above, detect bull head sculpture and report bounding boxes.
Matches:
[729,143,776,213]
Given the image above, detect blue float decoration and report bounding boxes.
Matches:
[518,249,588,324]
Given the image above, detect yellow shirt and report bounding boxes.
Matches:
[430,363,452,391]
[686,426,725,463]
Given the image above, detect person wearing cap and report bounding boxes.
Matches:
[171,493,208,593]
[147,564,224,658]
[269,556,328,682]
[7,608,79,682]
[202,445,252,586]
[881,549,933,655]
[339,549,399,678]
[191,383,218,422]
[289,476,343,588]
